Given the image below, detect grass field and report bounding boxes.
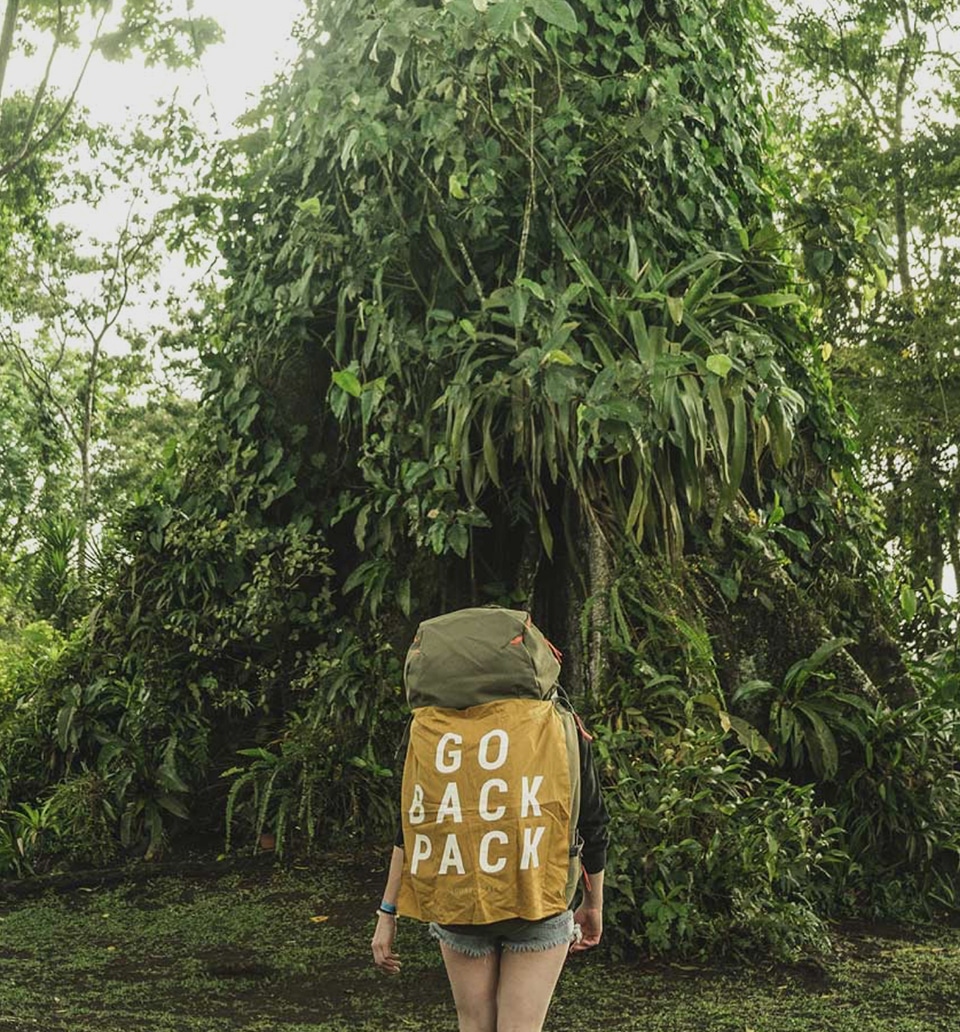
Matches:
[0,854,959,1031]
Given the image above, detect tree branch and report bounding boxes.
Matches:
[831,13,892,141]
[18,0,65,153]
[0,335,84,453]
[0,4,108,182]
[0,0,20,102]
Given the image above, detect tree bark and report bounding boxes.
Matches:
[893,2,915,306]
[0,0,19,102]
[77,332,103,590]
[585,515,612,706]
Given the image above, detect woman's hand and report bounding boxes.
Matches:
[371,913,402,975]
[570,904,602,952]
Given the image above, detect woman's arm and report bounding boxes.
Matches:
[571,728,608,952]
[371,845,405,975]
[570,868,604,951]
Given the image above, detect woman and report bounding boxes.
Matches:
[371,678,609,1032]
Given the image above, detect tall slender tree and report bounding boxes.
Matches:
[0,0,220,182]
[769,0,960,633]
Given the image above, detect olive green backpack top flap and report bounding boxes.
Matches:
[404,607,561,710]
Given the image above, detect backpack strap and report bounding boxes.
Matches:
[554,696,583,907]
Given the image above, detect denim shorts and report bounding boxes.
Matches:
[429,910,576,957]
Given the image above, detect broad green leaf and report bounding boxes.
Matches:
[517,277,546,300]
[741,293,803,308]
[767,397,795,469]
[626,221,640,281]
[721,711,774,758]
[542,348,575,365]
[705,354,733,377]
[56,704,76,752]
[776,525,810,552]
[705,379,729,481]
[682,260,721,311]
[728,393,747,496]
[797,705,839,780]
[340,127,360,169]
[448,523,469,558]
[804,636,854,671]
[332,369,362,397]
[390,50,405,92]
[482,410,501,487]
[900,583,918,620]
[236,402,260,433]
[295,196,321,216]
[510,287,529,328]
[396,578,412,618]
[537,506,554,558]
[354,503,371,549]
[156,793,190,819]
[666,295,684,325]
[485,0,523,33]
[531,0,578,32]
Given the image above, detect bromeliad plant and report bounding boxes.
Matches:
[732,637,872,780]
[319,239,810,606]
[420,242,808,560]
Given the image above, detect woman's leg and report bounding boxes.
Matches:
[439,942,500,1032]
[495,941,568,1032]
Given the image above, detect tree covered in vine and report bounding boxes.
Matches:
[1,0,951,955]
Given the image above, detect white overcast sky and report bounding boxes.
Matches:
[3,1,309,378]
[9,0,306,133]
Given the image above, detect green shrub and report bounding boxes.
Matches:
[224,628,405,854]
[599,723,844,959]
[45,770,118,867]
[833,699,960,915]
[0,799,61,877]
[0,620,65,707]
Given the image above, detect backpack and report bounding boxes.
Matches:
[397,607,583,924]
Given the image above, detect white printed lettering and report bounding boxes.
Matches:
[478,729,509,770]
[520,825,546,870]
[521,775,543,818]
[410,833,432,875]
[436,732,463,773]
[438,833,466,875]
[479,830,508,873]
[479,778,508,821]
[408,782,425,825]
[436,781,463,824]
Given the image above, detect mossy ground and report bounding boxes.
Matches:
[0,854,959,1031]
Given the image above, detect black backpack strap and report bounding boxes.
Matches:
[555,686,594,742]
[393,716,413,768]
